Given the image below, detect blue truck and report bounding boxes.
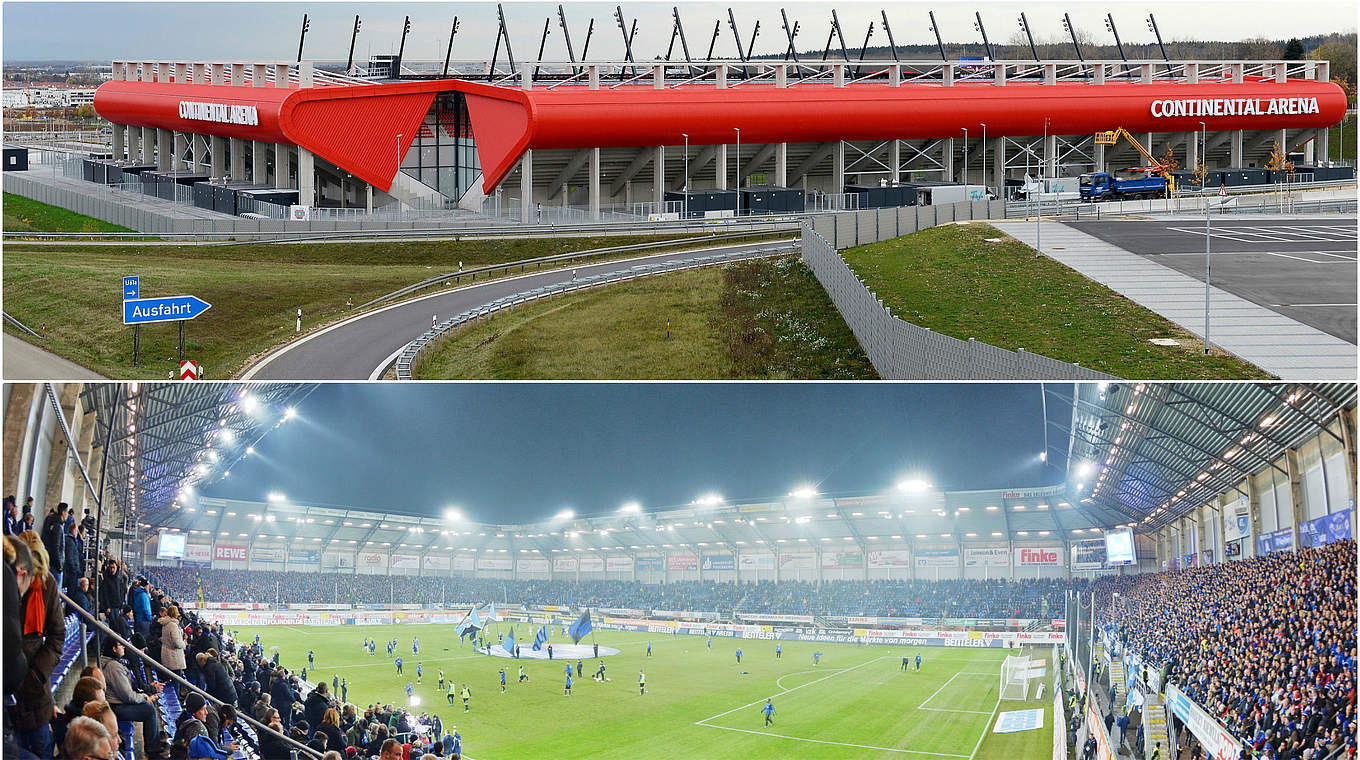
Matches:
[1079,171,1169,201]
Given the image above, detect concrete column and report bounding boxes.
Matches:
[210,62,224,84]
[211,135,227,179]
[297,148,315,206]
[588,147,601,220]
[653,145,664,204]
[275,63,290,88]
[942,64,954,87]
[1285,449,1306,551]
[157,129,172,170]
[275,144,291,188]
[1185,63,1199,85]
[230,137,246,181]
[1275,128,1288,156]
[992,137,1006,188]
[775,64,788,88]
[1043,63,1057,85]
[252,141,268,184]
[715,144,728,190]
[519,149,533,223]
[366,184,373,213]
[833,63,845,88]
[993,63,1006,86]
[253,64,268,88]
[140,126,153,164]
[192,134,205,172]
[775,143,788,187]
[1093,63,1105,85]
[1044,134,1057,176]
[174,132,188,170]
[588,65,599,89]
[127,128,139,164]
[231,63,246,86]
[192,62,205,85]
[889,140,901,184]
[1304,133,1315,165]
[1141,133,1154,165]
[1230,130,1244,167]
[652,64,664,90]
[832,141,845,195]
[1185,132,1199,178]
[1140,63,1152,84]
[716,64,727,89]
[112,125,126,161]
[943,137,955,179]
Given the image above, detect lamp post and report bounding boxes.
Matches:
[1201,120,1211,354]
[396,132,404,216]
[981,122,987,198]
[682,132,689,219]
[734,126,741,217]
[962,127,969,189]
[1036,118,1048,257]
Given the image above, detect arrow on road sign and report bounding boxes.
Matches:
[123,296,213,325]
[123,276,139,300]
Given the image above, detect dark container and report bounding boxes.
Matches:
[3,147,29,172]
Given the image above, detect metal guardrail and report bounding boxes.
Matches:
[2,311,45,340]
[1005,193,1358,219]
[358,231,790,310]
[393,242,799,379]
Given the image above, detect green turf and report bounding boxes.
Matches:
[231,623,1052,760]
[1,233,779,379]
[411,256,878,379]
[3,192,137,233]
[1325,115,1355,162]
[839,222,1273,379]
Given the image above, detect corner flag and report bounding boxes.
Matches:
[568,609,593,644]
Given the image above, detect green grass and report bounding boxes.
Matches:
[840,223,1273,379]
[1326,114,1355,162]
[412,256,878,379]
[1,233,775,379]
[3,192,136,233]
[230,623,1052,760]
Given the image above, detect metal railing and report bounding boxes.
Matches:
[394,243,799,379]
[3,311,45,340]
[358,230,787,310]
[1006,192,1358,219]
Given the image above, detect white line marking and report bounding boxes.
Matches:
[695,655,890,725]
[921,707,996,715]
[918,672,964,709]
[696,725,971,757]
[1271,303,1357,307]
[774,668,844,691]
[967,698,1004,760]
[368,344,406,381]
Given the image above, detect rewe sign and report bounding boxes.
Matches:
[1015,547,1062,566]
[213,544,248,561]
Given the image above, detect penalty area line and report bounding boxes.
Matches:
[967,697,1003,760]
[695,655,889,726]
[695,725,971,757]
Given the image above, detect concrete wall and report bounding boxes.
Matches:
[800,201,1115,380]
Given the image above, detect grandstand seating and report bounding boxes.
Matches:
[49,613,87,694]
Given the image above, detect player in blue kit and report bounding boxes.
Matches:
[915,653,922,671]
[499,668,507,693]
[762,699,776,726]
[395,656,403,675]
[417,662,422,684]
[775,644,782,659]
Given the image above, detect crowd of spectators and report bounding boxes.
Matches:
[4,501,468,760]
[148,566,1076,618]
[1096,540,1356,760]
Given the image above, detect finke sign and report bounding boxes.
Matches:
[1149,97,1321,118]
[178,101,260,126]
[1015,547,1062,566]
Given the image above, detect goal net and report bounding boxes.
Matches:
[1000,654,1033,700]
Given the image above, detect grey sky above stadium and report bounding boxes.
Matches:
[4,1,1351,62]
[201,383,1068,523]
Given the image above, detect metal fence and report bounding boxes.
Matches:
[798,209,1115,380]
[395,243,798,379]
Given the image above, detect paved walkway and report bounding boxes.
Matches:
[991,221,1357,381]
[3,334,106,380]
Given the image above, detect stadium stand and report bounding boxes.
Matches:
[147,567,1076,619]
[1096,540,1357,760]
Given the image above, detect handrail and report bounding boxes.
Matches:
[356,230,784,310]
[54,586,323,760]
[394,242,798,379]
[3,311,45,340]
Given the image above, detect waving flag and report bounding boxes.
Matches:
[484,602,500,623]
[532,625,549,651]
[456,606,484,638]
[568,609,593,644]
[503,628,516,655]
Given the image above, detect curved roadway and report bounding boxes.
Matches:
[241,240,798,380]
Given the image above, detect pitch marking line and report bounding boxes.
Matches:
[775,668,845,691]
[967,698,1004,760]
[694,655,890,726]
[919,671,999,714]
[696,725,971,757]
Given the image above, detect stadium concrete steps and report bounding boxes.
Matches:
[1141,694,1171,760]
[990,220,1358,381]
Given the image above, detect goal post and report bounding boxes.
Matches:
[1001,654,1033,700]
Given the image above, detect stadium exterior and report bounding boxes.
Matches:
[92,57,1346,219]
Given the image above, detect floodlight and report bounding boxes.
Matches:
[1039,451,1047,462]
[693,493,724,506]
[788,486,818,500]
[444,507,462,521]
[267,492,286,503]
[283,407,297,420]
[1077,462,1095,478]
[556,509,575,520]
[240,393,259,413]
[896,479,931,493]
[620,502,642,514]
[220,429,235,444]
[245,446,255,456]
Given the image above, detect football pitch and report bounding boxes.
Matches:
[233,623,1054,760]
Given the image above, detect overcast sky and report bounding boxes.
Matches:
[3,1,1353,62]
[200,383,1069,523]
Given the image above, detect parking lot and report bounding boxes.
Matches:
[1068,219,1357,343]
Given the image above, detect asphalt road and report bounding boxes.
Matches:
[1067,219,1357,344]
[3,334,107,381]
[242,240,797,380]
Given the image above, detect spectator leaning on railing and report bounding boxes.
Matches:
[7,531,67,758]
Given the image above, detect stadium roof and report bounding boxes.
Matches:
[82,383,319,527]
[1058,382,1356,531]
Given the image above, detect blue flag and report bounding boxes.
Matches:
[532,625,549,651]
[568,609,593,644]
[456,606,484,639]
[503,628,516,654]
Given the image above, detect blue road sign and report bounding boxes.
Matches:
[123,296,212,325]
[123,276,139,300]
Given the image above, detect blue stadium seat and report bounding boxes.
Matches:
[117,721,135,760]
[159,682,182,727]
[49,613,89,695]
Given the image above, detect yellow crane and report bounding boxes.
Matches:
[1095,128,1177,192]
